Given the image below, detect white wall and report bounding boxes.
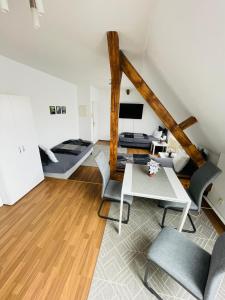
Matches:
[0,55,79,148]
[97,88,111,141]
[119,88,162,135]
[78,84,92,141]
[92,87,162,141]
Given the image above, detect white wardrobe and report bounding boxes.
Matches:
[0,95,44,205]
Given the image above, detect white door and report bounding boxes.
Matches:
[91,100,99,143]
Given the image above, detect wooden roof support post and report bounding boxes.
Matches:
[107,31,122,177]
[120,50,205,167]
[179,116,197,130]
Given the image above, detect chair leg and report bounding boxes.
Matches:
[98,199,130,224]
[160,208,168,228]
[160,207,196,233]
[182,213,196,233]
[143,263,163,300]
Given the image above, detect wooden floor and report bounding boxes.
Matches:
[0,178,109,300]
[69,166,102,184]
[0,141,224,300]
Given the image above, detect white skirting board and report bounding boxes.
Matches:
[204,153,225,225]
[44,149,93,179]
[204,196,225,225]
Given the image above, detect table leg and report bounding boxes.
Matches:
[153,145,155,155]
[118,193,124,235]
[177,201,191,232]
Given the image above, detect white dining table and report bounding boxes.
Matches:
[118,163,191,235]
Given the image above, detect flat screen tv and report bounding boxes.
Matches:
[119,103,143,119]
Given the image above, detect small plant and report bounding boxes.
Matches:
[147,159,160,176]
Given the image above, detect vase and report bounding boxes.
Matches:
[148,173,155,177]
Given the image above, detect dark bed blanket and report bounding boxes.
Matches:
[62,139,91,147]
[52,144,82,155]
[52,148,81,155]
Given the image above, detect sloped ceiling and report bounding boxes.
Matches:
[0,0,224,154]
[144,0,225,154]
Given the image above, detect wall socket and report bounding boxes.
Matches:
[218,197,224,205]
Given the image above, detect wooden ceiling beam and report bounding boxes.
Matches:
[107,31,122,177]
[179,116,197,130]
[120,50,205,167]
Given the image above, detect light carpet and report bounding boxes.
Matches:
[88,198,225,300]
[82,144,127,167]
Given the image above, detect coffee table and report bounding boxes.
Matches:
[119,163,191,234]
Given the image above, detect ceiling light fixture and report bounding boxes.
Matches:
[0,0,45,29]
[35,0,45,15]
[30,0,40,29]
[0,0,9,13]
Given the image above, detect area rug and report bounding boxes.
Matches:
[82,144,127,167]
[88,198,225,300]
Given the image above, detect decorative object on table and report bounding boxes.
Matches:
[56,106,62,114]
[159,135,167,144]
[49,106,56,114]
[61,106,66,114]
[147,159,160,176]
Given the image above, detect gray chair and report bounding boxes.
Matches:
[95,151,133,223]
[159,161,222,233]
[144,228,225,300]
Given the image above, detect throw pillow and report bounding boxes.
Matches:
[153,130,162,139]
[158,126,168,136]
[38,147,50,165]
[173,151,190,173]
[39,145,59,163]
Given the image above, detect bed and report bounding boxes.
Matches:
[42,139,93,179]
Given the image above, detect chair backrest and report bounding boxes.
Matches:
[204,232,225,300]
[95,151,110,198]
[188,162,222,211]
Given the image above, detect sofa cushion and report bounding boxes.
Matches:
[39,144,58,163]
[173,151,190,173]
[153,130,162,139]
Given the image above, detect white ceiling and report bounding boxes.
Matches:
[0,0,152,87]
[0,0,224,155]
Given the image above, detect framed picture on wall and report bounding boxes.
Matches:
[56,106,62,114]
[61,106,66,114]
[49,106,56,114]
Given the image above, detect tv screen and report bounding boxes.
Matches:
[119,103,143,119]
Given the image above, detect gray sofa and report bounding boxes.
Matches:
[119,132,159,149]
[117,153,199,179]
